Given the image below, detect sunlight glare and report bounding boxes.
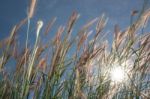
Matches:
[110,66,125,83]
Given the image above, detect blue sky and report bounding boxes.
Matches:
[0,0,149,41]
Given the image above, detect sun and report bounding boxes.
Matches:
[110,66,126,83]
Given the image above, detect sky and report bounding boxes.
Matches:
[0,0,149,41]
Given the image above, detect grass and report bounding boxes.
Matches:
[0,0,150,99]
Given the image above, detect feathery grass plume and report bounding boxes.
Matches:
[36,20,43,39]
[44,17,56,35]
[15,18,28,32]
[140,34,150,47]
[77,18,99,51]
[67,11,80,35]
[140,9,150,28]
[35,44,48,58]
[7,26,17,49]
[113,25,127,50]
[54,26,65,44]
[77,30,92,51]
[27,20,43,79]
[12,41,18,59]
[14,48,30,76]
[38,58,47,71]
[80,18,98,33]
[28,0,37,18]
[130,9,150,34]
[0,26,17,71]
[96,14,108,36]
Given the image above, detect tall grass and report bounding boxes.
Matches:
[0,1,150,99]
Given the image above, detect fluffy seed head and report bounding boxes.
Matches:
[28,0,37,18]
[36,20,43,38]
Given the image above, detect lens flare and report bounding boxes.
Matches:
[110,66,125,83]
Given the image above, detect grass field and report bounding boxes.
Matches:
[0,0,150,99]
